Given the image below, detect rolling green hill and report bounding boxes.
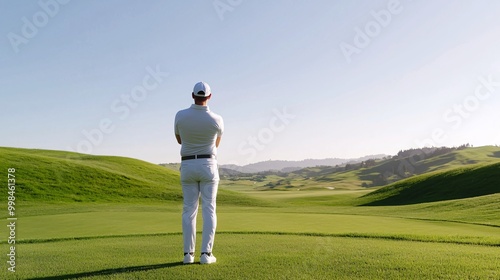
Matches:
[359,162,500,206]
[0,147,181,202]
[0,147,266,205]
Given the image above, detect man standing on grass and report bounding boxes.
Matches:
[174,81,224,265]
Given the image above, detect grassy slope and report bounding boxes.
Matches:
[360,162,500,206]
[0,147,182,202]
[300,146,500,189]
[0,147,266,206]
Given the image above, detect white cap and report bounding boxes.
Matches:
[193,82,212,97]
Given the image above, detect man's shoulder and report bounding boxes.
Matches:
[208,111,223,121]
[175,107,192,117]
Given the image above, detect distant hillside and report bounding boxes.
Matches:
[219,167,247,177]
[0,147,268,206]
[226,146,500,191]
[359,162,500,205]
[221,154,387,173]
[293,146,500,187]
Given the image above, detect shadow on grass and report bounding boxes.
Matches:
[26,262,184,280]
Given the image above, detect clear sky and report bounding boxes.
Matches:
[1,0,500,165]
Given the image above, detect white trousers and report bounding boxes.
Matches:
[180,158,219,254]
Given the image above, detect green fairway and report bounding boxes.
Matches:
[12,204,500,245]
[1,147,499,279]
[4,234,499,279]
[2,202,500,279]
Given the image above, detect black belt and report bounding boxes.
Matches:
[181,154,214,161]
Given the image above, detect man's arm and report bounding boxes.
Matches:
[175,134,182,144]
[216,136,221,148]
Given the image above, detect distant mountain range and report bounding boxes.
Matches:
[221,154,387,173]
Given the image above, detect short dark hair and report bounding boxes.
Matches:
[192,92,210,103]
[194,96,209,102]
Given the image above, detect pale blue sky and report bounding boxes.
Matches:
[1,0,500,165]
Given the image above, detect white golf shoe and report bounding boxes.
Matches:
[183,253,194,264]
[200,252,217,264]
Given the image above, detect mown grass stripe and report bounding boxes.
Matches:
[223,231,500,247]
[12,231,500,247]
[15,232,183,244]
[275,209,500,228]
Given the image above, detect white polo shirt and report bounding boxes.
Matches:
[174,104,224,157]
